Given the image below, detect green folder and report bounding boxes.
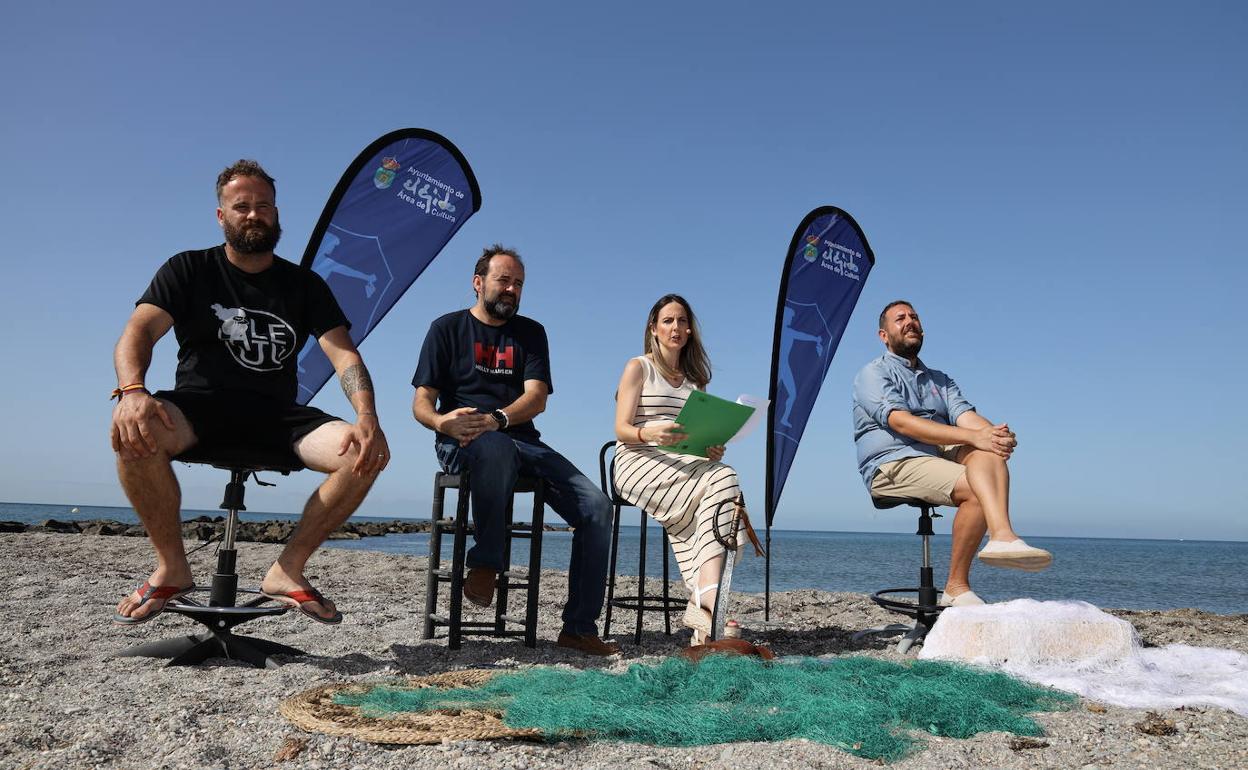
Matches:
[658,390,756,458]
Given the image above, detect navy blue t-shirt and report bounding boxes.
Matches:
[138,245,348,404]
[411,309,553,440]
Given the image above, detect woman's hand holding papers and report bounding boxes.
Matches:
[643,421,688,446]
[706,445,726,462]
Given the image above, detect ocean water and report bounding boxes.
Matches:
[5,501,1245,615]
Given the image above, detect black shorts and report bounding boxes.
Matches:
[154,390,342,466]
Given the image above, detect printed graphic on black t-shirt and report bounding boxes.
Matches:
[210,303,298,371]
[138,246,349,404]
[412,309,553,439]
[474,340,516,375]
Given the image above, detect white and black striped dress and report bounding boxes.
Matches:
[612,355,741,589]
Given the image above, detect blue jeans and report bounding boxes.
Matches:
[435,432,612,635]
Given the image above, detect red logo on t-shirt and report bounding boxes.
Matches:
[474,342,515,374]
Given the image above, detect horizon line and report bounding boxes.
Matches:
[3,500,1245,545]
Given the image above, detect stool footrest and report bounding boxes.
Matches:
[427,629,529,640]
[433,520,474,533]
[455,621,510,630]
[426,618,529,636]
[869,588,945,619]
[429,569,530,580]
[609,596,683,612]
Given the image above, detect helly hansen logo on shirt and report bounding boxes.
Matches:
[474,342,515,376]
[211,303,296,372]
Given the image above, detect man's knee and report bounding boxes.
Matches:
[116,450,176,473]
[114,430,192,467]
[586,487,612,526]
[546,468,613,533]
[152,398,196,454]
[462,431,520,469]
[115,429,191,469]
[330,448,383,488]
[295,420,356,473]
[570,480,613,531]
[960,447,1008,471]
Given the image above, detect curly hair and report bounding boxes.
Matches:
[216,159,276,202]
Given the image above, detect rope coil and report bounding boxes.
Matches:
[280,669,543,745]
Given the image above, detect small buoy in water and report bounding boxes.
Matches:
[70,507,80,513]
[724,619,742,639]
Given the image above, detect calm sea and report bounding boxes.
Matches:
[4,501,1245,615]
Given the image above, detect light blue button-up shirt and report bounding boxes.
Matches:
[852,351,976,486]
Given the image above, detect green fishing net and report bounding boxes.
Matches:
[334,655,1074,761]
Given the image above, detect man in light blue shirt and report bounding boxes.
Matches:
[853,300,1051,607]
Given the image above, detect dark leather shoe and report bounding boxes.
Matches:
[463,567,496,607]
[557,631,620,656]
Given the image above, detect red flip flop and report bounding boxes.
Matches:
[113,581,195,625]
[261,586,343,625]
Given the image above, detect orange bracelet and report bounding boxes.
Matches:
[110,383,149,400]
[636,426,644,444]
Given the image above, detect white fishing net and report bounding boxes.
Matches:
[918,599,1248,716]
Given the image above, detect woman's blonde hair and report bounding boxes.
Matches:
[643,294,711,389]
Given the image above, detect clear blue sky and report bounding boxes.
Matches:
[1,3,1244,541]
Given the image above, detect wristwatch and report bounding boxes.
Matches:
[490,409,509,430]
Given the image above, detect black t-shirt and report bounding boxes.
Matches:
[411,309,553,440]
[138,245,349,404]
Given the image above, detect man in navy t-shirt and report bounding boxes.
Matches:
[111,160,390,627]
[412,245,617,656]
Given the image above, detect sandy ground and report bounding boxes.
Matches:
[1,532,1245,770]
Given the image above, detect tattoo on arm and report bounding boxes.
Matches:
[340,363,374,398]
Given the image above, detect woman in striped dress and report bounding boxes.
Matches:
[612,294,743,645]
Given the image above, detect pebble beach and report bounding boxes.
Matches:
[2,532,1245,770]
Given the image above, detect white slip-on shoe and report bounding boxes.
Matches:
[977,539,1053,571]
[938,589,986,607]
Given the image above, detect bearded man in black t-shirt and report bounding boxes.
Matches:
[412,246,618,656]
[111,160,390,626]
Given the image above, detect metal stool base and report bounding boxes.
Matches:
[113,464,304,669]
[852,587,945,654]
[854,501,946,654]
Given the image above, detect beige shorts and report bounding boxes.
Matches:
[870,445,967,507]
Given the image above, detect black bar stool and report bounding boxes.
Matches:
[422,469,545,650]
[852,496,946,653]
[598,441,683,645]
[115,446,307,669]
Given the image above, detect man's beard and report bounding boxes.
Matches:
[224,217,282,254]
[483,290,518,321]
[890,330,923,358]
[893,339,922,358]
